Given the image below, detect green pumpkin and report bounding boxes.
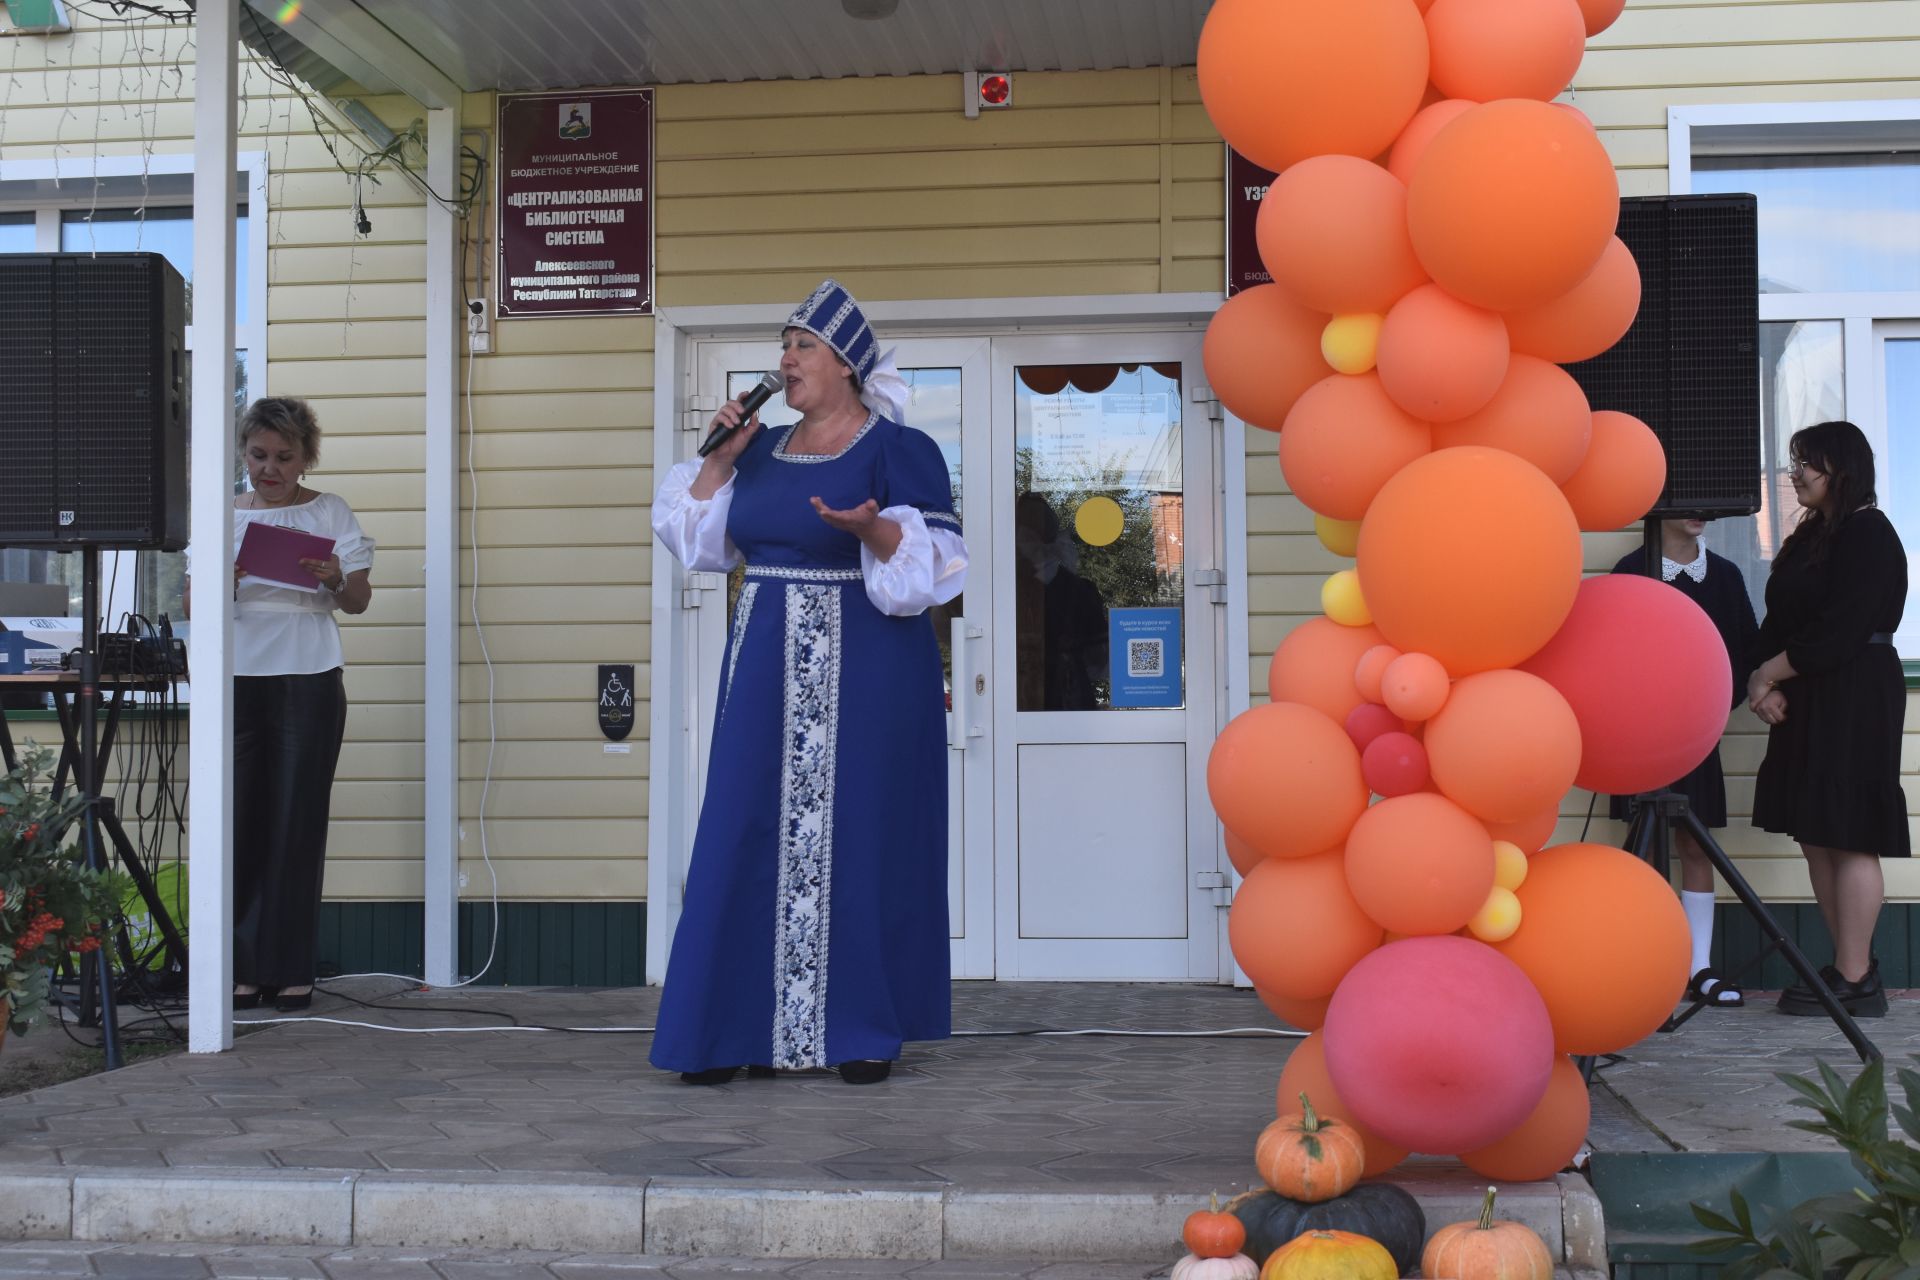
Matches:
[1225,1183,1426,1275]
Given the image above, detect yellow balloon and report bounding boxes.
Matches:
[1315,515,1362,558]
[1321,569,1371,627]
[1321,313,1384,375]
[1074,495,1125,547]
[1492,840,1529,892]
[1467,885,1522,943]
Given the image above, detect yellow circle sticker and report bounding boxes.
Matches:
[1074,495,1125,547]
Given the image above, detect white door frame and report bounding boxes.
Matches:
[646,292,1240,985]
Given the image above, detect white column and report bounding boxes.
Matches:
[187,0,238,1053]
[423,106,462,985]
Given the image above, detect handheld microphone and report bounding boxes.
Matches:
[697,371,783,458]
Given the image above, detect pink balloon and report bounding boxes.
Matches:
[1345,702,1407,752]
[1324,936,1556,1154]
[1519,575,1732,795]
[1362,731,1430,797]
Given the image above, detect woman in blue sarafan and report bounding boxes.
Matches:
[649,280,966,1086]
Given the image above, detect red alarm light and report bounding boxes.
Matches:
[978,73,1012,108]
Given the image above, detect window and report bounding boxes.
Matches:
[1694,153,1920,295]
[0,211,31,252]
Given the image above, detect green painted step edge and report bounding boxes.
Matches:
[315,900,646,987]
[1591,1151,1865,1272]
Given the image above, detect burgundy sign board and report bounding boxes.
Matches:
[496,89,654,318]
[1225,146,1278,298]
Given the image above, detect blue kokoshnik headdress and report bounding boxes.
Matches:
[787,278,879,385]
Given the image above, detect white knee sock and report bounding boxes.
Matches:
[1681,889,1715,977]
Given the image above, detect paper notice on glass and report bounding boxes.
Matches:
[236,521,336,591]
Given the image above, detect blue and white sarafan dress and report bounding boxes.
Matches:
[649,413,966,1072]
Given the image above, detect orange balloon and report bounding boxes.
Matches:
[1379,651,1450,722]
[1426,0,1587,103]
[1231,852,1385,1000]
[1279,373,1433,520]
[1204,285,1333,431]
[1495,842,1691,1055]
[1258,156,1430,316]
[1555,102,1600,133]
[1344,792,1495,935]
[1485,804,1561,854]
[1354,644,1402,705]
[1376,284,1510,423]
[1503,237,1642,365]
[1259,987,1332,1031]
[1385,99,1474,186]
[1208,702,1370,861]
[1408,99,1621,312]
[1197,0,1430,174]
[1424,670,1580,823]
[1460,1055,1590,1181]
[1561,409,1667,532]
[1270,617,1390,726]
[1431,355,1593,484]
[1576,0,1627,35]
[1279,1032,1410,1177]
[1227,830,1265,879]
[1356,447,1583,675]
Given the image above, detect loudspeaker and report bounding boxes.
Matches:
[0,252,188,550]
[1564,193,1761,519]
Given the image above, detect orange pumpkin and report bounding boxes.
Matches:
[1185,1193,1249,1259]
[1422,1186,1555,1279]
[1255,1093,1365,1203]
[1261,1229,1397,1280]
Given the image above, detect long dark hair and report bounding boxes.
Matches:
[1777,420,1877,565]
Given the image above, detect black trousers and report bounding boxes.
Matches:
[233,669,347,987]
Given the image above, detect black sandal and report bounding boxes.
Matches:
[1688,966,1745,1008]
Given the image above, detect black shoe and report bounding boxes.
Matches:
[1781,960,1886,1018]
[1686,966,1745,1008]
[232,989,263,1011]
[679,1066,742,1085]
[1777,964,1842,1012]
[837,1059,892,1085]
[274,988,313,1012]
[746,1065,778,1079]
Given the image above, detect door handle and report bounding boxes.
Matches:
[949,616,985,751]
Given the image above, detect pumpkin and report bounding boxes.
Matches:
[1185,1193,1249,1259]
[1255,1092,1365,1203]
[1260,1229,1397,1280]
[1226,1183,1426,1274]
[1422,1185,1555,1280]
[1171,1252,1259,1280]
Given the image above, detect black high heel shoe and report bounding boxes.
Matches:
[274,987,313,1012]
[837,1059,892,1085]
[679,1066,742,1085]
[232,989,263,1011]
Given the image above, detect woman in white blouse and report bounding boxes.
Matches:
[649,280,966,1085]
[192,398,374,1013]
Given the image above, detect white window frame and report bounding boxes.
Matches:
[0,150,269,631]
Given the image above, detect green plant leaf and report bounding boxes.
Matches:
[1695,1202,1746,1235]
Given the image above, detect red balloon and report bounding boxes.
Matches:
[1519,575,1733,795]
[1345,702,1407,752]
[1362,731,1430,797]
[1323,936,1556,1153]
[1204,285,1334,431]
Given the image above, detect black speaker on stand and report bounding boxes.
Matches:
[0,252,191,1069]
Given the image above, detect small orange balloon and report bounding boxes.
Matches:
[1431,355,1594,484]
[1555,102,1600,133]
[1259,987,1332,1032]
[1385,99,1474,186]
[1258,155,1430,316]
[1344,792,1495,935]
[1485,804,1561,853]
[1270,617,1390,726]
[1561,409,1667,532]
[1376,284,1510,423]
[1576,0,1628,35]
[1356,447,1583,675]
[1379,651,1451,722]
[1460,1054,1591,1181]
[1279,1032,1410,1177]
[1279,373,1433,520]
[1495,842,1691,1055]
[1204,284,1333,432]
[1424,669,1581,823]
[1426,0,1587,103]
[1227,830,1265,879]
[1408,99,1621,312]
[1208,702,1370,861]
[1231,852,1385,1000]
[1504,236,1642,365]
[1354,644,1402,705]
[1198,0,1430,174]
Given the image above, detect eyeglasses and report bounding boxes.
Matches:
[1788,459,1825,478]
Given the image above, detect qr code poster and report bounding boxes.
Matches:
[1108,607,1182,707]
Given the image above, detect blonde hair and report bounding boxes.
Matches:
[238,397,322,466]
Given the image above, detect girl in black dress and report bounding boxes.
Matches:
[1749,421,1908,1018]
[1609,517,1757,1007]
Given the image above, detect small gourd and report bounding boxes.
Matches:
[1259,1228,1397,1280]
[1171,1252,1258,1280]
[1171,1193,1258,1279]
[1421,1185,1555,1280]
[1254,1093,1365,1203]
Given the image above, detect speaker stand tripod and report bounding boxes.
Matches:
[1624,789,1879,1063]
[69,548,126,1069]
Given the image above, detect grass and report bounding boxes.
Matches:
[0,1036,182,1099]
